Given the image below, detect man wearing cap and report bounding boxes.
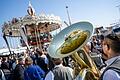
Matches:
[45,58,73,80]
[100,28,120,80]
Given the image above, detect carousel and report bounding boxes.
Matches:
[2,2,62,51]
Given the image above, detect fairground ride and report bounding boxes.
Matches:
[2,1,62,51]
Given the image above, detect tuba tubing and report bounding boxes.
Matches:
[71,48,100,80]
[83,46,100,77]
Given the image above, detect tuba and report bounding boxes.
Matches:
[48,22,100,80]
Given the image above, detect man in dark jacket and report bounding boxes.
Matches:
[1,57,9,69]
[13,57,25,80]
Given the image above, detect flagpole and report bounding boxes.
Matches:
[66,6,71,25]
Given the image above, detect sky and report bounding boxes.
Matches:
[0,0,120,48]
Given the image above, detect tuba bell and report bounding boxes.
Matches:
[48,21,100,80]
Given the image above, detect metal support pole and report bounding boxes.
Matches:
[66,6,71,26]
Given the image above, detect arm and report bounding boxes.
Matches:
[36,66,45,76]
[24,69,30,80]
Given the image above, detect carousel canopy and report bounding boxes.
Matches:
[2,1,62,37]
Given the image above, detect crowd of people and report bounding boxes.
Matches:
[0,27,120,80]
[0,47,74,80]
